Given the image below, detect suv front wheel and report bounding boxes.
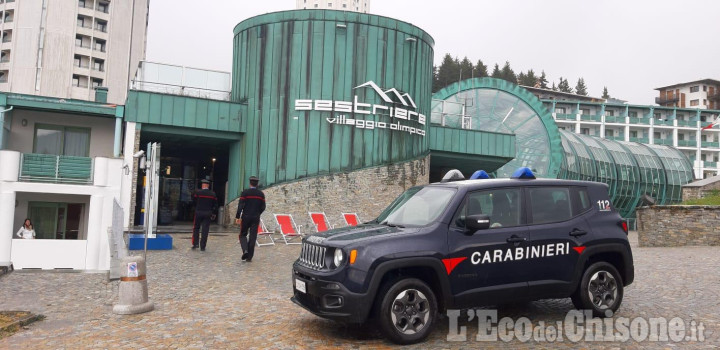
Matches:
[375,277,438,344]
[572,261,624,317]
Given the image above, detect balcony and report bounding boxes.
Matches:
[630,137,650,144]
[605,136,625,141]
[701,141,717,148]
[676,140,697,147]
[654,119,675,126]
[704,161,718,168]
[676,119,696,127]
[604,116,625,124]
[708,91,720,102]
[580,114,602,122]
[655,96,679,105]
[654,139,674,146]
[554,113,576,121]
[19,153,93,184]
[131,61,232,101]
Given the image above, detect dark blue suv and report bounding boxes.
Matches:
[291,168,634,344]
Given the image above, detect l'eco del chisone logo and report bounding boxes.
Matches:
[294,81,426,137]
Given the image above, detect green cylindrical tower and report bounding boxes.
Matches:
[232,10,434,191]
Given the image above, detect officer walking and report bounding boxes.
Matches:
[235,176,266,262]
[192,179,217,251]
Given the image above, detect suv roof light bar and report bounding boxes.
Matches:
[441,169,465,183]
[511,167,536,179]
[470,170,490,180]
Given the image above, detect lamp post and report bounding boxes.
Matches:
[211,158,216,190]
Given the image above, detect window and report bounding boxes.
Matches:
[74,55,81,67]
[555,107,566,114]
[654,132,661,139]
[72,75,80,87]
[28,202,85,240]
[0,70,7,83]
[75,35,83,47]
[580,108,591,115]
[678,134,685,141]
[704,86,708,92]
[376,187,456,227]
[630,130,638,138]
[77,16,89,28]
[94,39,106,52]
[628,111,638,118]
[97,1,109,13]
[92,59,104,72]
[581,128,590,135]
[78,0,86,8]
[343,4,346,7]
[95,20,107,32]
[605,110,615,116]
[701,135,707,142]
[704,99,707,106]
[453,188,522,229]
[606,129,614,137]
[34,124,91,157]
[328,2,332,7]
[91,78,103,88]
[529,187,572,224]
[690,99,699,106]
[690,86,700,93]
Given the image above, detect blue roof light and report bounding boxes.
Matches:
[511,167,536,179]
[470,170,490,180]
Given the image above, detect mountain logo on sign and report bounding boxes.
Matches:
[354,81,417,109]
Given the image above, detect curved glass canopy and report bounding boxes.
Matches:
[432,78,694,217]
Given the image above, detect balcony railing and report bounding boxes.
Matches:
[654,139,674,146]
[580,115,602,122]
[604,116,625,123]
[654,119,674,126]
[701,141,717,148]
[655,96,679,105]
[708,92,720,101]
[555,113,576,121]
[78,23,93,29]
[19,153,93,184]
[630,137,650,144]
[76,42,91,49]
[676,120,696,127]
[677,140,697,147]
[704,161,718,168]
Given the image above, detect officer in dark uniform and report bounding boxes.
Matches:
[192,179,217,251]
[235,176,266,262]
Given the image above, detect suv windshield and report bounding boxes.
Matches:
[376,186,456,227]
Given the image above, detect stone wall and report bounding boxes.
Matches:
[225,155,430,232]
[636,206,720,247]
[681,175,720,201]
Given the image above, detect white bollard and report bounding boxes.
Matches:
[113,256,154,315]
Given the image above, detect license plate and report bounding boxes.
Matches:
[295,279,306,293]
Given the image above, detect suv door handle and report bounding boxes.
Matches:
[570,229,587,237]
[507,236,527,243]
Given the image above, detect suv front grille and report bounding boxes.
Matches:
[299,242,326,270]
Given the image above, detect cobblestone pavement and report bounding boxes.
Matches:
[0,232,718,349]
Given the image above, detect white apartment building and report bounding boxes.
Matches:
[655,79,720,110]
[296,0,370,12]
[547,99,720,180]
[0,0,149,104]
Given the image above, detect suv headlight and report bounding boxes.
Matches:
[333,249,344,267]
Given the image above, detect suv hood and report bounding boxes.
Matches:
[308,223,420,245]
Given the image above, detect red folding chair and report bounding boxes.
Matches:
[309,212,334,232]
[274,214,303,245]
[342,213,360,226]
[256,219,275,247]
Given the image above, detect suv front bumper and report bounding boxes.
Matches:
[291,266,373,324]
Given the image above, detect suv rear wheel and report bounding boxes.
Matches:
[571,261,624,317]
[375,277,438,344]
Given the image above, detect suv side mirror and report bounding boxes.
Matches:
[466,214,490,232]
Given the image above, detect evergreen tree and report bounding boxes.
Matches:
[517,72,528,86]
[602,86,610,99]
[525,69,538,87]
[558,77,573,93]
[575,78,588,96]
[500,61,517,83]
[474,59,488,78]
[539,71,549,89]
[434,54,460,92]
[491,63,501,78]
[459,57,473,81]
[551,82,557,91]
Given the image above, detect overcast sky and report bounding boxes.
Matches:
[146,0,720,105]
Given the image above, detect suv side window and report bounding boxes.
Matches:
[453,188,522,229]
[529,187,572,224]
[572,187,592,216]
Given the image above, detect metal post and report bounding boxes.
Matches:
[0,106,13,149]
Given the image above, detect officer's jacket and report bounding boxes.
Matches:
[236,187,266,219]
[193,188,218,213]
